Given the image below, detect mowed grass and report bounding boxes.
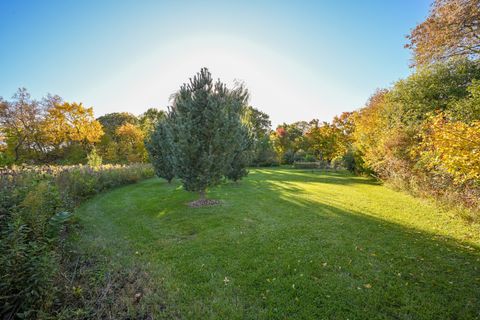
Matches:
[74,168,480,319]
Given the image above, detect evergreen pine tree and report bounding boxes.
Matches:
[225,125,253,182]
[145,117,175,183]
[169,68,248,200]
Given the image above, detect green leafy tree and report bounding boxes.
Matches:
[139,108,166,136]
[169,68,248,200]
[96,112,142,163]
[451,79,480,122]
[388,58,480,125]
[250,135,278,166]
[97,112,138,136]
[242,106,275,166]
[243,106,271,139]
[271,121,312,164]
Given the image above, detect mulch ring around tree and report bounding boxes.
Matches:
[188,199,222,208]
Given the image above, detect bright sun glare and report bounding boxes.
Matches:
[87,35,342,125]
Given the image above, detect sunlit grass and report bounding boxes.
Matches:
[73,168,480,319]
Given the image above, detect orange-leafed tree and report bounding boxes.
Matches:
[406,0,480,66]
[0,89,46,163]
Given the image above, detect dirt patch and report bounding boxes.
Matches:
[188,199,222,208]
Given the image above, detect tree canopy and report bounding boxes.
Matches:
[406,0,480,66]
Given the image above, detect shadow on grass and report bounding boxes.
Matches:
[78,171,480,318]
[225,171,480,318]
[251,168,381,186]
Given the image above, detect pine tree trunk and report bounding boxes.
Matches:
[199,190,206,200]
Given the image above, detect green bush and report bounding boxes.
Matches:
[0,179,62,318]
[293,161,319,169]
[331,157,345,170]
[250,136,279,167]
[293,150,306,162]
[19,182,63,238]
[0,163,154,319]
[87,148,103,168]
[282,150,295,164]
[0,217,58,318]
[56,167,98,205]
[293,160,337,170]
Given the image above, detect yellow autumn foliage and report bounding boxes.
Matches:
[418,113,480,184]
[115,123,147,163]
[42,102,104,145]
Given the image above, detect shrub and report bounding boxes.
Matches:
[252,158,280,167]
[342,149,356,172]
[0,163,154,319]
[251,136,278,167]
[293,150,306,162]
[0,178,62,318]
[0,217,58,318]
[331,157,345,170]
[282,150,295,164]
[56,167,98,204]
[87,148,103,168]
[351,60,480,211]
[293,162,319,169]
[19,181,63,238]
[293,160,338,170]
[304,154,316,162]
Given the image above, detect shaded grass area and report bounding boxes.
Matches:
[72,168,480,319]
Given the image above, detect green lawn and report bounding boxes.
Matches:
[73,168,480,319]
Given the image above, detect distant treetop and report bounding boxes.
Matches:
[406,0,480,66]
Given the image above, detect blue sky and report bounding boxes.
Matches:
[0,0,431,126]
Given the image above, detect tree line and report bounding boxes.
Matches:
[265,0,480,210]
[0,88,275,168]
[353,0,480,210]
[0,89,165,165]
[1,0,478,209]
